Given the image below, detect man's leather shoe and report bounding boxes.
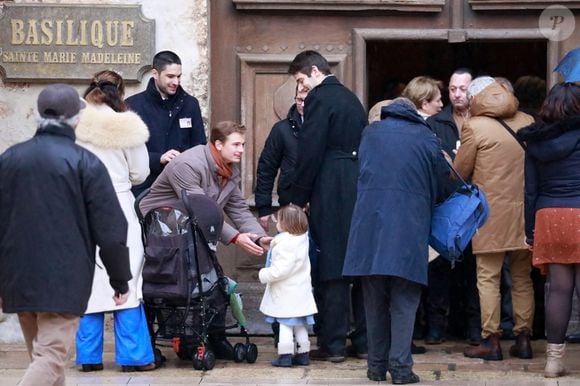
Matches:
[464,333,503,361]
[121,362,156,372]
[208,336,235,360]
[566,332,580,343]
[467,328,482,346]
[391,372,420,384]
[411,342,426,354]
[425,328,445,345]
[509,332,533,359]
[367,369,387,381]
[310,348,345,363]
[80,363,103,372]
[346,345,368,359]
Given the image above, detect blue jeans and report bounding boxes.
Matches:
[76,304,154,366]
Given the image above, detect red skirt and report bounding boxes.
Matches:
[532,207,580,275]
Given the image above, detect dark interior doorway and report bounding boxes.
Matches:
[366,40,547,109]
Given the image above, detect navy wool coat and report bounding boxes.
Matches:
[343,101,449,285]
[127,78,206,196]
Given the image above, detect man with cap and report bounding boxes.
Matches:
[0,84,132,386]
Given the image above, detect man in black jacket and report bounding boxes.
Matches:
[424,69,481,346]
[126,50,206,196]
[255,85,308,228]
[0,84,132,386]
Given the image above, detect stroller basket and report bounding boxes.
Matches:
[135,190,257,370]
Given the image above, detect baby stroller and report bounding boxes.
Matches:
[135,191,258,370]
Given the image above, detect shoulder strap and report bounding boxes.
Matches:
[445,160,470,190]
[495,119,526,151]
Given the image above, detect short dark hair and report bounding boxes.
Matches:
[209,121,246,144]
[288,50,331,76]
[539,82,580,123]
[514,75,546,111]
[153,50,182,72]
[452,67,472,78]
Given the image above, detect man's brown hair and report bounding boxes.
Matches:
[209,121,247,144]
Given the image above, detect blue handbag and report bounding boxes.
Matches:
[429,161,490,264]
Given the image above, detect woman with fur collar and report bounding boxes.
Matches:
[74,70,155,372]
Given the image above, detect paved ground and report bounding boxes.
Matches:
[2,331,580,386]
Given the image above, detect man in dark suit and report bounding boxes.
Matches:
[287,50,368,362]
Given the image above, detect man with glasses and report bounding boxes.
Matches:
[255,85,309,229]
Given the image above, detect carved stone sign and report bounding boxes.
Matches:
[0,3,155,82]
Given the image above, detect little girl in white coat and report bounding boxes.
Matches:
[259,204,318,367]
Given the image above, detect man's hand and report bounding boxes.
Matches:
[234,232,264,256]
[259,215,270,231]
[160,149,181,165]
[113,291,130,306]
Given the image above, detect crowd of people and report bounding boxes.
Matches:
[0,47,579,386]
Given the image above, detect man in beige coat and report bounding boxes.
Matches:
[455,77,535,361]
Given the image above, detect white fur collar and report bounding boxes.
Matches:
[75,104,149,148]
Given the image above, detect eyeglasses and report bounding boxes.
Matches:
[295,97,305,105]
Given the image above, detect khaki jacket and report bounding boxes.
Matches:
[453,83,534,254]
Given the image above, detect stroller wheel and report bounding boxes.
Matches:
[202,349,216,370]
[245,343,258,364]
[233,343,246,363]
[192,352,204,370]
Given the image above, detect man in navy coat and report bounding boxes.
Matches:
[288,50,368,362]
[343,98,449,383]
[127,50,206,196]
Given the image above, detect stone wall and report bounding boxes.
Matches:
[0,0,210,152]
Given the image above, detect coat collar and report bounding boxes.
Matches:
[35,122,76,141]
[429,105,454,125]
[517,115,580,142]
[75,104,149,149]
[145,77,185,104]
[202,145,241,184]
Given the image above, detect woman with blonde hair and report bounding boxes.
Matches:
[402,76,444,120]
[75,70,155,372]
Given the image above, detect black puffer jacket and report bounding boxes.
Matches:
[0,123,132,315]
[255,104,302,217]
[426,105,459,160]
[517,116,580,240]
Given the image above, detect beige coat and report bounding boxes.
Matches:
[76,104,150,313]
[258,232,318,318]
[139,145,266,243]
[453,83,534,254]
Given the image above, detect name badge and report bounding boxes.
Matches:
[179,118,192,128]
